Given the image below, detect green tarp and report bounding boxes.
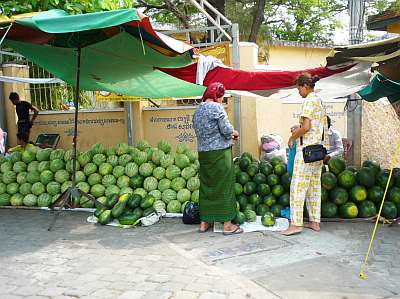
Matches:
[5,32,205,98]
[358,73,400,103]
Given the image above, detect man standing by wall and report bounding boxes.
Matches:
[9,92,39,144]
[325,116,344,163]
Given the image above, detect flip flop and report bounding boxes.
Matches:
[199,226,211,233]
[223,226,244,235]
[280,230,302,236]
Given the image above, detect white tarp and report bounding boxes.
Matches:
[0,75,63,84]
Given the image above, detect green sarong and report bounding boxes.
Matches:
[198,147,236,222]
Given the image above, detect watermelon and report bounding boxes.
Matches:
[356,167,375,188]
[270,204,283,217]
[351,185,367,202]
[27,171,40,184]
[133,151,147,165]
[176,143,189,154]
[244,182,257,195]
[234,183,243,195]
[274,163,287,176]
[19,183,32,196]
[256,204,270,216]
[10,193,24,206]
[47,182,61,196]
[13,161,27,173]
[248,193,262,205]
[1,161,12,173]
[153,200,167,212]
[253,173,267,184]
[151,149,165,166]
[119,187,133,195]
[191,189,199,203]
[280,173,291,191]
[78,151,92,167]
[381,201,397,219]
[64,149,74,161]
[61,181,73,193]
[181,167,196,180]
[38,161,50,172]
[23,194,37,207]
[362,160,381,177]
[10,151,22,163]
[149,190,162,201]
[27,161,39,172]
[244,209,257,222]
[247,164,259,177]
[133,188,148,200]
[257,183,271,196]
[124,162,139,177]
[376,170,394,189]
[130,175,144,189]
[6,182,19,195]
[321,188,329,203]
[177,188,191,203]
[16,172,28,184]
[184,150,197,163]
[321,172,337,190]
[98,163,113,176]
[40,170,54,185]
[102,174,117,187]
[37,193,52,207]
[321,202,338,218]
[88,173,102,186]
[93,154,107,166]
[117,176,130,188]
[328,157,346,175]
[175,154,190,169]
[22,150,36,164]
[239,157,251,171]
[264,194,277,207]
[107,155,119,167]
[105,185,120,197]
[339,202,358,219]
[157,139,172,154]
[368,186,384,204]
[237,172,250,185]
[233,211,246,225]
[55,170,70,184]
[76,182,90,193]
[118,154,132,167]
[166,165,181,180]
[389,187,400,204]
[171,177,186,192]
[338,170,357,189]
[75,171,86,183]
[259,161,273,176]
[167,200,181,213]
[160,154,174,168]
[143,176,158,191]
[116,143,131,155]
[0,182,6,194]
[31,182,46,196]
[330,187,349,205]
[0,193,11,206]
[50,159,65,172]
[278,193,290,207]
[91,143,105,155]
[3,171,17,184]
[162,189,177,204]
[271,185,285,198]
[267,174,280,186]
[91,184,106,198]
[358,200,377,218]
[112,165,125,178]
[271,157,284,167]
[153,167,166,180]
[50,149,65,161]
[36,148,52,161]
[139,163,154,177]
[261,212,275,226]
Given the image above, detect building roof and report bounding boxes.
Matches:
[367,8,400,31]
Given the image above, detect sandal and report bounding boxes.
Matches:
[223,226,244,235]
[199,223,212,233]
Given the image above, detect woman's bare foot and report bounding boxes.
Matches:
[199,221,210,232]
[304,222,320,232]
[281,225,303,236]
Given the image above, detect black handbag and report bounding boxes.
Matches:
[182,201,200,224]
[300,124,327,164]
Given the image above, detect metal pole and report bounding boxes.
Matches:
[126,102,134,145]
[347,0,365,166]
[71,47,81,187]
[231,23,241,156]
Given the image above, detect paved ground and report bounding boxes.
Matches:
[0,209,399,299]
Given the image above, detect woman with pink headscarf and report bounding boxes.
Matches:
[192,82,242,235]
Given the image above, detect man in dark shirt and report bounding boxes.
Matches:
[9,92,39,144]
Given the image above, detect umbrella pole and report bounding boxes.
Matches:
[48,47,104,231]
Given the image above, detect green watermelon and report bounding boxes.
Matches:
[31,182,46,196]
[376,170,394,189]
[237,172,251,185]
[50,159,65,172]
[367,186,384,204]
[274,163,287,176]
[328,157,346,175]
[93,153,107,166]
[264,194,277,207]
[278,193,290,207]
[261,212,275,226]
[256,183,270,196]
[13,161,27,173]
[351,185,367,202]
[234,183,243,195]
[330,187,349,205]
[271,185,285,198]
[270,204,283,217]
[267,174,280,186]
[381,201,397,219]
[321,202,338,218]
[271,157,284,167]
[338,170,357,189]
[6,182,19,195]
[356,167,375,188]
[23,194,37,207]
[3,171,17,184]
[37,193,52,207]
[339,202,358,219]
[253,173,267,185]
[233,211,246,225]
[47,182,61,196]
[321,188,329,203]
[362,160,381,177]
[0,193,11,206]
[243,182,257,195]
[280,173,291,191]
[239,157,251,171]
[248,193,262,205]
[10,193,24,206]
[259,161,273,176]
[244,209,257,222]
[256,204,270,216]
[246,163,259,177]
[358,200,377,218]
[321,172,337,190]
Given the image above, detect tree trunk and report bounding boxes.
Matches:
[248,0,266,42]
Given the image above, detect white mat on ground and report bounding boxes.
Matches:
[213,216,289,233]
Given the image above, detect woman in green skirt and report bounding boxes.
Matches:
[192,82,243,235]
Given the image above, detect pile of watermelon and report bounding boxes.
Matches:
[0,140,200,217]
[321,157,400,220]
[232,152,290,227]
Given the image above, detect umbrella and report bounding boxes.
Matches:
[0,9,205,229]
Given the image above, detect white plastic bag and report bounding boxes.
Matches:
[260,134,287,163]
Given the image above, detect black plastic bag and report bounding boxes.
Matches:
[182,201,200,224]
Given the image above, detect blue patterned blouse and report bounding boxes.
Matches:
[192,101,234,152]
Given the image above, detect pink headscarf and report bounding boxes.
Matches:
[202,82,225,102]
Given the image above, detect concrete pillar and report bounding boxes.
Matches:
[1,64,30,147]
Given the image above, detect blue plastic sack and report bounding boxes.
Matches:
[287,142,296,176]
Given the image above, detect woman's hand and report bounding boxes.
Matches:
[288,137,294,149]
[232,130,239,140]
